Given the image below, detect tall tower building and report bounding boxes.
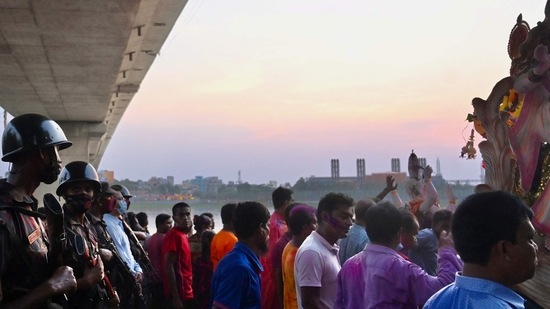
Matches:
[391,158,401,173]
[419,157,427,169]
[356,158,365,179]
[331,159,340,179]
[436,158,442,176]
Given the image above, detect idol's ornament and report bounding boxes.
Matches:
[460,128,477,159]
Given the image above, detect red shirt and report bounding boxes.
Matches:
[161,227,193,300]
[146,232,165,283]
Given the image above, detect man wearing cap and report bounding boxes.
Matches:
[0,113,77,307]
[103,187,144,307]
[88,181,144,307]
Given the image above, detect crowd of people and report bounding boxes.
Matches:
[0,113,541,309]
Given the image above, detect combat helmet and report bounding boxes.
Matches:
[2,113,72,162]
[56,161,101,196]
[111,184,132,198]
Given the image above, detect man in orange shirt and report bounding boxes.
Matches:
[210,203,238,270]
[281,205,317,309]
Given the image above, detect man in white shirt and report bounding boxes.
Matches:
[295,192,354,309]
[104,190,143,282]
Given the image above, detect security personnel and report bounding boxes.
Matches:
[56,161,119,308]
[111,184,132,210]
[88,182,144,308]
[0,113,77,308]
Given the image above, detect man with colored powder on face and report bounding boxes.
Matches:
[294,192,354,309]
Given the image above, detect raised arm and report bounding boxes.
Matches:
[374,175,398,202]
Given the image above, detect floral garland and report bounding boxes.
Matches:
[499,88,524,128]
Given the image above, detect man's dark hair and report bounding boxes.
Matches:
[193,214,212,232]
[220,203,237,225]
[155,213,171,228]
[400,208,418,233]
[317,192,354,223]
[432,209,452,225]
[355,199,375,222]
[172,202,190,216]
[287,204,316,235]
[365,201,402,244]
[452,191,533,266]
[272,187,293,210]
[136,212,148,227]
[233,201,270,240]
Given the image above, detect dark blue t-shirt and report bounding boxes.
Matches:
[211,241,263,309]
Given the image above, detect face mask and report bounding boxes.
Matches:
[117,200,128,214]
[102,197,117,214]
[40,148,61,185]
[66,193,94,214]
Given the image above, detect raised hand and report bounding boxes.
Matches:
[385,175,398,192]
[438,230,454,249]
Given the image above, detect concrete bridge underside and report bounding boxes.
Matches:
[0,0,187,169]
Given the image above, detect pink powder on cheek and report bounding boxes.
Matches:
[326,214,344,229]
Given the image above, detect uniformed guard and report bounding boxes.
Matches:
[56,161,119,308]
[0,113,77,308]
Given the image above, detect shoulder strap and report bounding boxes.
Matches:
[0,206,45,219]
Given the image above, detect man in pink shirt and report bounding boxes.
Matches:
[335,201,463,309]
[261,186,294,309]
[146,213,173,308]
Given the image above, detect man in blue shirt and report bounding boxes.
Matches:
[424,191,539,309]
[338,199,373,265]
[211,201,270,309]
[407,209,452,275]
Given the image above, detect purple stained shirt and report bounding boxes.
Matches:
[271,232,292,269]
[335,244,463,309]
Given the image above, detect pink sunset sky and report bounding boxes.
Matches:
[4,1,547,186]
[99,0,547,185]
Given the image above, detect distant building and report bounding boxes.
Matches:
[98,170,115,183]
[190,176,223,194]
[147,176,174,186]
[391,158,400,173]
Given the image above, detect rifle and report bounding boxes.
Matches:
[43,193,66,271]
[74,234,119,307]
[121,219,160,282]
[104,236,146,306]
[43,193,68,306]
